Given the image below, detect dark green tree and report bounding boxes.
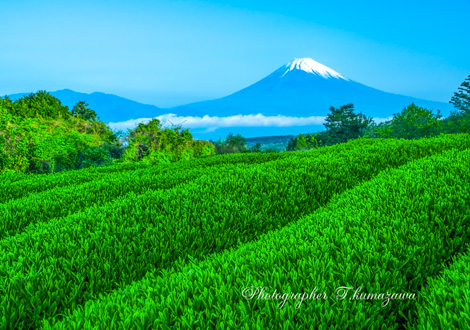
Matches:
[318,103,372,146]
[226,133,247,151]
[440,75,470,134]
[212,133,247,154]
[440,113,470,134]
[450,75,470,114]
[306,133,319,148]
[249,143,262,152]
[10,91,70,119]
[71,101,98,121]
[365,103,442,139]
[286,132,319,151]
[124,118,214,162]
[295,134,308,150]
[0,96,13,112]
[286,137,296,151]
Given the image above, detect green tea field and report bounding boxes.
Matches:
[1,134,469,329]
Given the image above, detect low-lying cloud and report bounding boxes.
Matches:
[108,113,392,131]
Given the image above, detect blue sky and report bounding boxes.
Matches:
[2,0,469,107]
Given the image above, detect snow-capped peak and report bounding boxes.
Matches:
[282,58,348,80]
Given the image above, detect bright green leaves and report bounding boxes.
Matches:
[1,134,470,329]
[40,141,470,329]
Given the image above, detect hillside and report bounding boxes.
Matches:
[0,92,214,174]
[0,134,469,329]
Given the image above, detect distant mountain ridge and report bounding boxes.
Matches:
[7,58,454,126]
[167,58,454,118]
[6,89,172,123]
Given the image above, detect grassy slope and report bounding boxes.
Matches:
[42,148,470,329]
[0,135,469,329]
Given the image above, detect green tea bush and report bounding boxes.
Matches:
[409,245,470,329]
[42,148,470,330]
[0,147,286,205]
[0,162,149,204]
[0,162,239,239]
[0,135,469,328]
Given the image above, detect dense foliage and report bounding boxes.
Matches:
[288,102,470,151]
[450,74,470,114]
[71,101,98,121]
[0,94,119,173]
[246,135,293,152]
[412,245,470,329]
[212,133,277,154]
[286,133,318,151]
[0,93,215,173]
[2,91,70,119]
[41,146,470,330]
[2,78,469,329]
[286,77,470,150]
[318,103,372,145]
[211,133,249,154]
[0,134,469,329]
[122,118,215,163]
[287,103,372,151]
[365,103,443,139]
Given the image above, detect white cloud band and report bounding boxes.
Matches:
[108,113,392,131]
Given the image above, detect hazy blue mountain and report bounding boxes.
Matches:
[167,58,454,118]
[7,89,204,123]
[7,58,454,133]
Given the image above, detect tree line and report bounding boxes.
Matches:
[286,74,470,151]
[1,74,468,173]
[0,91,215,174]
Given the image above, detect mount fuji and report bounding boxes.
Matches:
[167,58,454,118]
[7,58,455,139]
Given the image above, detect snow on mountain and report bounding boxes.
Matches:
[9,58,454,135]
[167,57,453,119]
[281,58,349,80]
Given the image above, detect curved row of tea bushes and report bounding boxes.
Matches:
[0,162,150,204]
[0,150,287,205]
[410,245,470,330]
[2,134,467,205]
[0,152,293,238]
[177,150,287,166]
[41,148,470,330]
[0,164,220,239]
[0,171,27,185]
[0,135,418,204]
[1,136,468,329]
[5,135,464,241]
